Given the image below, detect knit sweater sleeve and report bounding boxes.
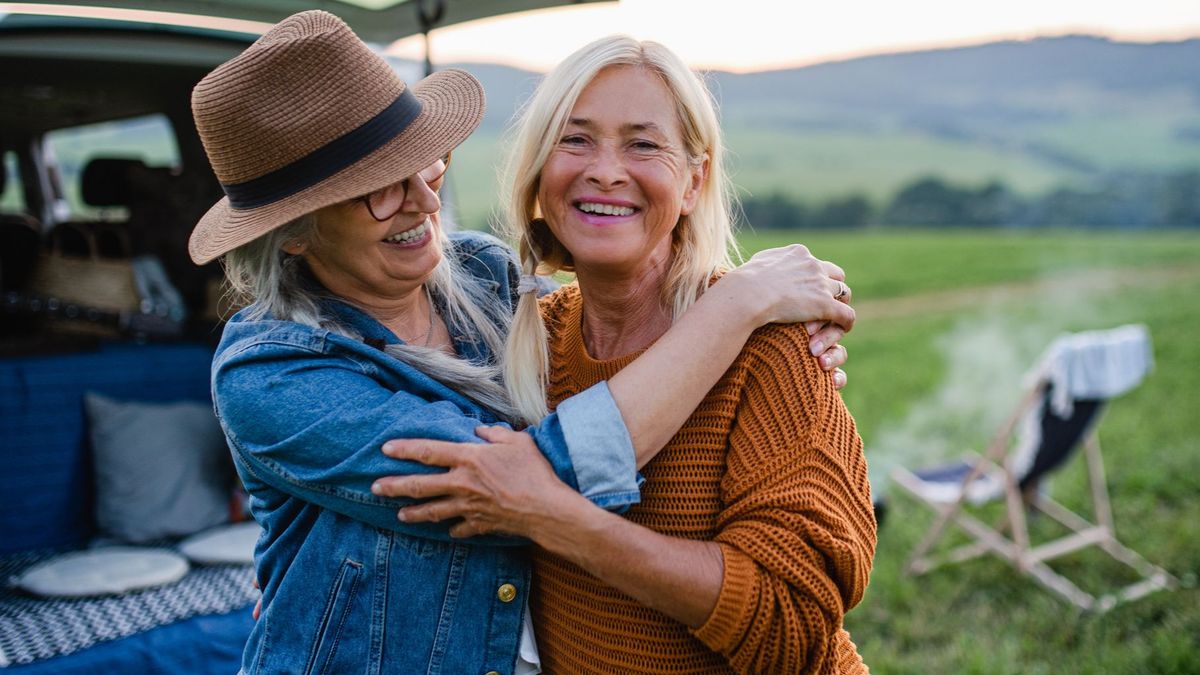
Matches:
[692,323,876,674]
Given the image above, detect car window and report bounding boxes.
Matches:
[44,114,181,220]
[0,151,24,213]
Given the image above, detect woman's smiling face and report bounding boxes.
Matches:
[300,160,446,305]
[537,65,705,276]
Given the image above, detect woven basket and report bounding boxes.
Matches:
[29,223,140,336]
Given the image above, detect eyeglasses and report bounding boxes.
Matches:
[354,153,451,222]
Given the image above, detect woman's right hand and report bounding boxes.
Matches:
[373,426,584,539]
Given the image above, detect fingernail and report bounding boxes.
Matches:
[811,341,824,356]
[382,442,396,455]
[397,510,408,522]
[821,355,832,367]
[371,482,382,495]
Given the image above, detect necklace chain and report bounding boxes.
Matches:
[419,285,435,347]
[401,285,436,347]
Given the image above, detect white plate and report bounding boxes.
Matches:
[14,548,189,598]
[179,522,261,565]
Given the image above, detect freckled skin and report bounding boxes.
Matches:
[538,65,704,278]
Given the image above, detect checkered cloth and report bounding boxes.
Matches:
[0,547,256,668]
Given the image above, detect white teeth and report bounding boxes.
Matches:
[577,202,635,217]
[383,220,429,244]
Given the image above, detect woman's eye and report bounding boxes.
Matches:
[631,140,660,151]
[559,135,587,146]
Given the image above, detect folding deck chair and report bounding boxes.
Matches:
[891,324,1177,612]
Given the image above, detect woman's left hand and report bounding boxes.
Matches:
[804,319,849,390]
[373,426,577,538]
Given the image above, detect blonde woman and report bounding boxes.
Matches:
[379,36,876,674]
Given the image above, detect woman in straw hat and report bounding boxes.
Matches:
[191,11,854,674]
[375,36,874,673]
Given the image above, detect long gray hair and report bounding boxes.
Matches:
[222,215,525,424]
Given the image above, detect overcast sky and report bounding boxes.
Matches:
[388,0,1200,72]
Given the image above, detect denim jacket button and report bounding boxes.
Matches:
[497,583,517,603]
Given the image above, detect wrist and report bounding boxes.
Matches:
[526,489,613,555]
[709,272,773,329]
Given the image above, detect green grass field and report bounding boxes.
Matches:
[722,128,1073,204]
[737,229,1200,674]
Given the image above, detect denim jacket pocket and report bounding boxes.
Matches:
[304,558,363,675]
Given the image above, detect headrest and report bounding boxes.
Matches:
[80,158,147,207]
[0,213,42,290]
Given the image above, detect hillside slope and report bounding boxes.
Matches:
[442,36,1200,228]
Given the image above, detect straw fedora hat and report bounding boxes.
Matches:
[187,10,484,265]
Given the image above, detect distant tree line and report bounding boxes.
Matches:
[740,169,1200,229]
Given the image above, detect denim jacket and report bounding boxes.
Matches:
[214,231,638,674]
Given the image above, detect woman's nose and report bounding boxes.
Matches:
[585,146,628,189]
[403,176,441,214]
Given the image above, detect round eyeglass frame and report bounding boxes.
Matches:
[354,153,451,222]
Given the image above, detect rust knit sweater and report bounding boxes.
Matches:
[531,283,876,674]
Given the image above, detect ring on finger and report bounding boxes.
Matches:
[834,282,849,300]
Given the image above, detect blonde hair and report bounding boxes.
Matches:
[500,35,738,423]
[224,216,523,424]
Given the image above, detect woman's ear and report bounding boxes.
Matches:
[679,153,709,217]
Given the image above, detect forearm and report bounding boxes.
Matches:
[530,490,725,627]
[608,276,767,468]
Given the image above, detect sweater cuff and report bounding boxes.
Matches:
[692,543,756,652]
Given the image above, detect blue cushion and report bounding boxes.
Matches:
[85,393,231,543]
[0,342,215,554]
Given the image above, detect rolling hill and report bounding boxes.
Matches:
[437,35,1200,230]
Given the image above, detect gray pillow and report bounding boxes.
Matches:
[85,392,231,543]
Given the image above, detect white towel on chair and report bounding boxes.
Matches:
[1032,324,1153,417]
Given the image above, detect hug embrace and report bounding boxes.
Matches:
[189,10,874,674]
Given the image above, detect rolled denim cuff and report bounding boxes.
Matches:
[556,381,641,510]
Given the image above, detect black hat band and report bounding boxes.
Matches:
[221,88,423,210]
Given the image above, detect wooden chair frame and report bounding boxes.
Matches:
[892,382,1177,612]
